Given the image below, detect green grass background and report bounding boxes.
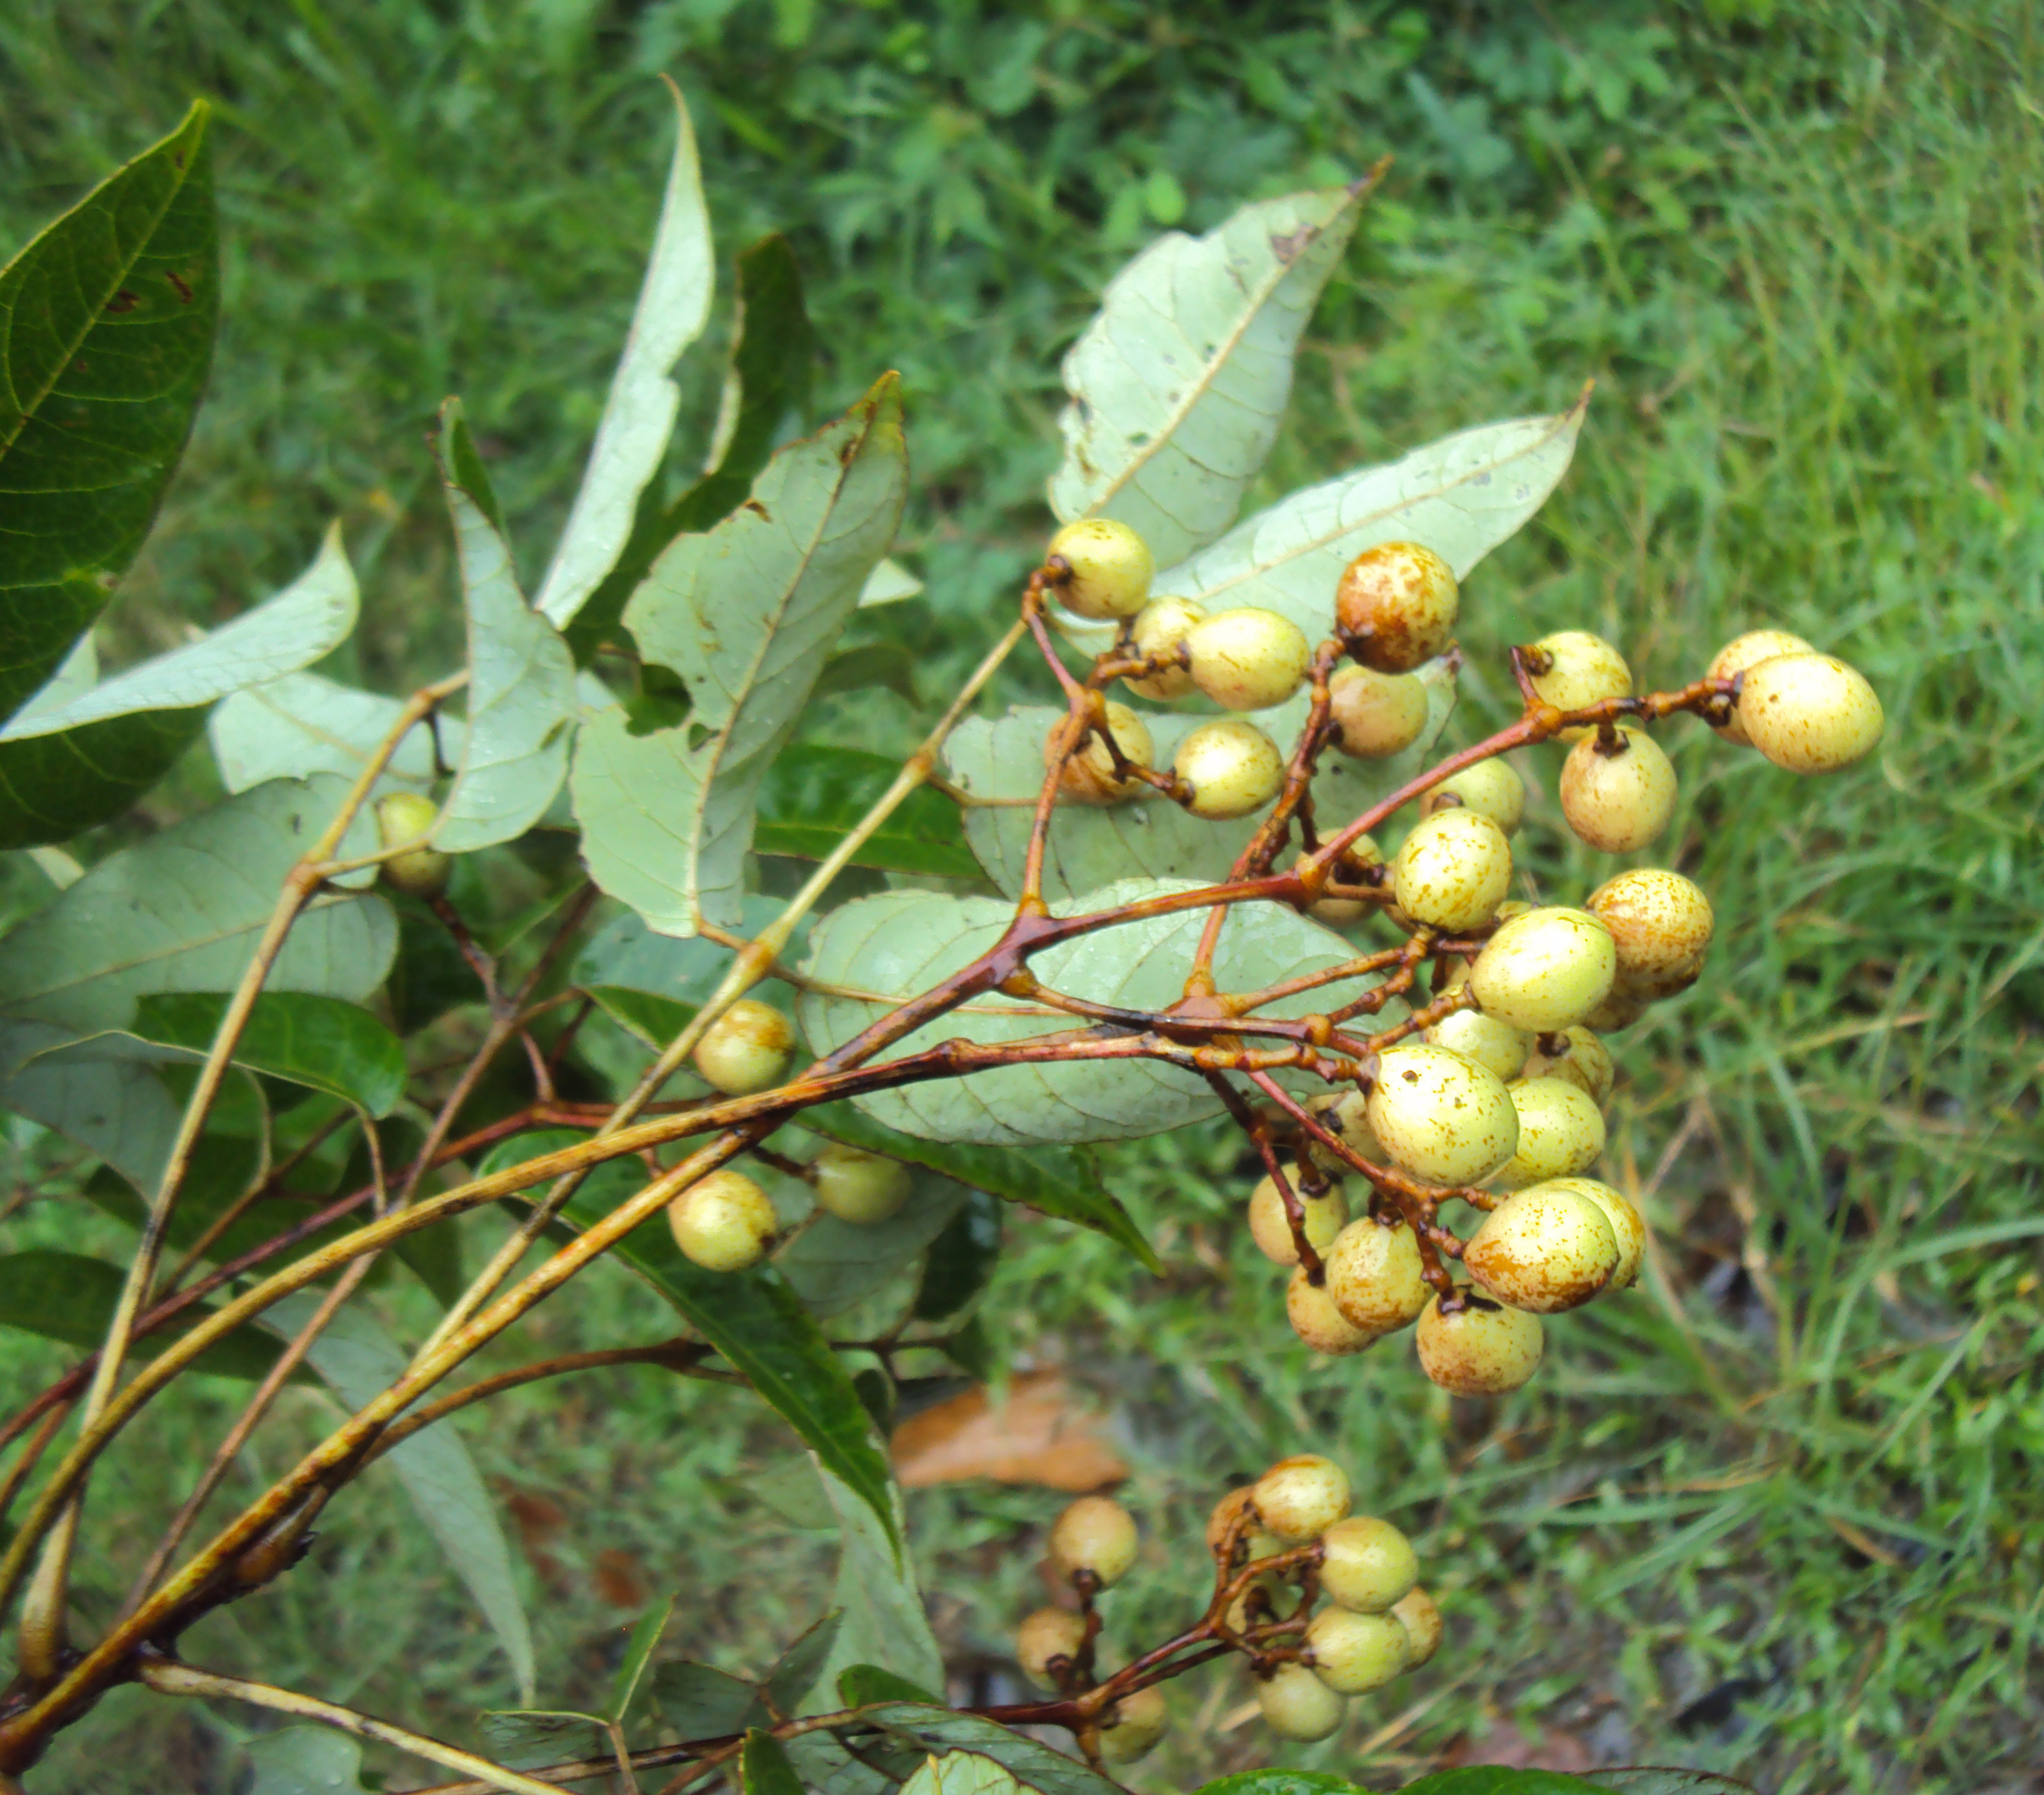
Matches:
[2,1,2041,1790]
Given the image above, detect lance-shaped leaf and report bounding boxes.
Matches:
[0,103,217,721]
[571,377,908,935]
[1048,184,1368,570]
[262,1289,536,1704]
[0,1248,287,1380]
[809,1468,944,1707]
[537,82,715,629]
[0,776,396,1042]
[742,1732,808,1795]
[430,402,578,852]
[797,879,1369,1146]
[210,668,448,798]
[132,991,406,1117]
[0,524,362,847]
[754,744,981,879]
[776,1175,967,1319]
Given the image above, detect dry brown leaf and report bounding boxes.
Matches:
[892,1371,1127,1491]
[593,1546,649,1609]
[1442,1720,1594,1771]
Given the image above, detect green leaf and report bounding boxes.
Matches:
[940,1315,995,1381]
[913,1190,1003,1322]
[477,1711,607,1772]
[0,103,217,721]
[766,1610,844,1715]
[132,991,406,1117]
[244,1727,373,1795]
[799,1102,1154,1272]
[386,899,487,1034]
[0,709,207,852]
[857,557,923,609]
[586,983,696,1048]
[776,1175,967,1319]
[743,1730,809,1795]
[537,82,715,629]
[852,1706,1123,1795]
[1582,1776,1761,1794]
[573,898,809,1005]
[429,400,578,853]
[262,1289,535,1704]
[649,1661,769,1740]
[810,1470,944,1707]
[210,670,443,801]
[796,879,1366,1145]
[1399,1775,1606,1795]
[82,1129,260,1238]
[0,777,397,1039]
[753,744,982,879]
[903,1754,1023,1795]
[1192,1776,1364,1795]
[0,1018,186,1190]
[0,1249,287,1381]
[603,1594,674,1724]
[811,644,919,706]
[565,231,817,666]
[571,376,908,936]
[1048,184,1368,571]
[837,1665,940,1708]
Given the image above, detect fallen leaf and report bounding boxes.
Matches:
[891,1372,1127,1491]
[593,1547,649,1609]
[1442,1720,1594,1771]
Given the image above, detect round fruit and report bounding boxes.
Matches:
[1328,665,1430,758]
[1588,868,1714,998]
[1173,720,1285,819]
[1014,1607,1087,1690]
[1390,810,1514,933]
[1424,1008,1532,1083]
[1464,1184,1619,1312]
[692,999,796,1096]
[1318,1515,1418,1614]
[1468,907,1617,1035]
[1586,986,1652,1032]
[1323,1218,1430,1336]
[1735,652,1884,773]
[1048,518,1153,619]
[1050,1495,1139,1587]
[1287,1268,1380,1357]
[1257,1661,1346,1741]
[1490,1077,1606,1193]
[1098,1686,1169,1764]
[667,1169,777,1273]
[1306,1087,1386,1180]
[1125,595,1205,699]
[1524,1025,1614,1105]
[1538,1175,1647,1289]
[1248,1175,1350,1267]
[1415,1292,1545,1395]
[1559,725,1678,852]
[1307,1605,1410,1695]
[1252,1454,1352,1542]
[1366,1045,1520,1187]
[812,1145,913,1224]
[1525,629,1632,739]
[375,790,451,899]
[1205,1487,1285,1562]
[1422,758,1527,835]
[1707,629,1813,745]
[1391,1587,1443,1667]
[1336,542,1459,672]
[1186,607,1312,712]
[1048,702,1155,807]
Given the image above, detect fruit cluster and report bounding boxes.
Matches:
[1012,1455,1437,1762]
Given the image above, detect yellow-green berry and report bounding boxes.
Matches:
[1048,701,1155,806]
[1366,1044,1520,1188]
[1307,1605,1410,1695]
[1049,518,1154,619]
[1125,595,1205,699]
[1559,725,1678,852]
[1525,629,1631,739]
[667,1169,778,1273]
[1287,1268,1380,1357]
[1185,607,1312,712]
[1098,1686,1169,1763]
[1392,1587,1443,1666]
[1014,1607,1087,1690]
[1323,1217,1430,1337]
[1050,1494,1138,1587]
[1328,664,1431,758]
[1248,1174,1349,1267]
[1425,1008,1533,1082]
[1537,1175,1647,1289]
[1257,1661,1347,1741]
[1253,1454,1352,1542]
[1525,1025,1615,1105]
[1489,1077,1606,1193]
[812,1144,913,1224]
[1707,629,1813,745]
[1468,907,1617,1035]
[1422,758,1527,836]
[376,790,451,899]
[1588,868,1714,999]
[1173,720,1285,819]
[692,999,796,1096]
[1318,1515,1418,1614]
[1390,810,1514,932]
[1415,1292,1544,1395]
[1735,652,1884,774]
[1464,1183,1619,1312]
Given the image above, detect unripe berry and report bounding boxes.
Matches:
[1248,1174,1349,1267]
[1014,1607,1087,1690]
[1391,1587,1443,1667]
[1390,810,1513,932]
[1424,1009,1532,1083]
[1049,1495,1139,1587]
[1207,1486,1287,1565]
[1124,595,1205,699]
[1559,726,1677,853]
[1586,986,1651,1033]
[1318,1515,1418,1614]
[1185,607,1312,712]
[1464,1183,1619,1312]
[376,790,451,899]
[1097,1686,1169,1764]
[1172,720,1284,819]
[1323,1217,1429,1336]
[1257,1661,1346,1741]
[1587,868,1714,999]
[1525,630,1631,740]
[1422,758,1526,836]
[1336,542,1459,672]
[1328,665,1429,758]
[1524,1025,1614,1106]
[667,1169,777,1272]
[1468,907,1616,1035]
[1735,652,1884,774]
[1048,702,1155,807]
[1252,1454,1352,1542]
[1302,839,1382,927]
[692,999,796,1096]
[1489,1078,1606,1193]
[1366,1045,1519,1188]
[1539,1175,1647,1289]
[1307,1605,1410,1695]
[1415,1292,1545,1395]
[1707,629,1813,745]
[1305,1087,1386,1181]
[812,1144,913,1224]
[1048,518,1153,619]
[1287,1268,1379,1357]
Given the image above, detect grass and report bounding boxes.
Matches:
[3,1,2042,1791]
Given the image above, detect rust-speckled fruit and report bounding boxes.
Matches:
[1336,541,1458,672]
[1415,1292,1545,1394]
[1464,1183,1619,1312]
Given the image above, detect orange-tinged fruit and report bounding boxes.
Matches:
[1336,541,1459,672]
[1415,1292,1544,1395]
[1464,1183,1619,1312]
